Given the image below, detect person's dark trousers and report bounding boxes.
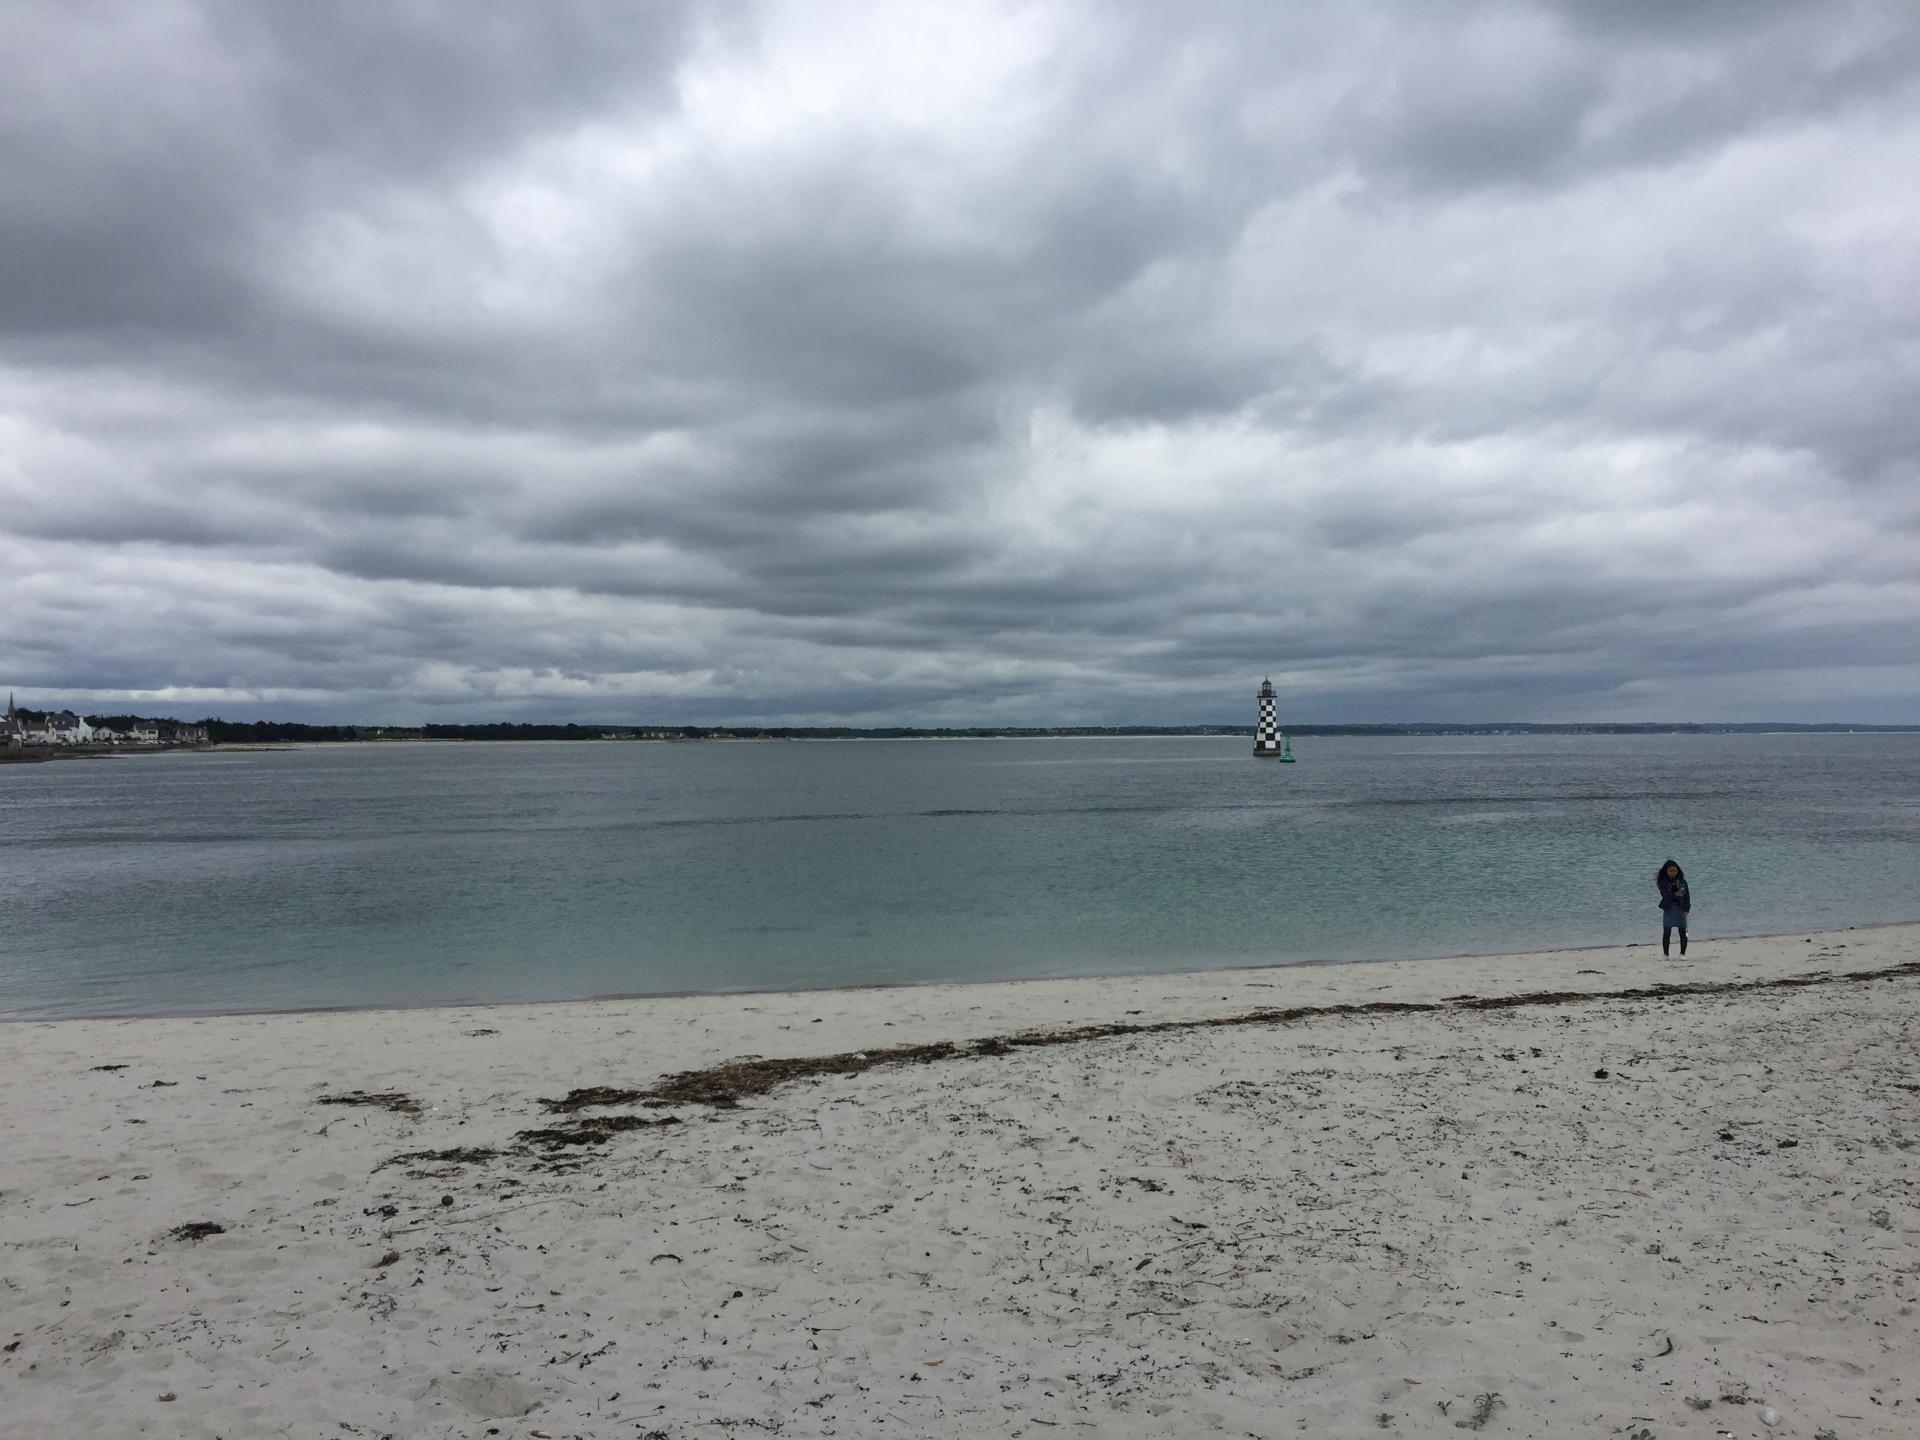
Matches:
[1663,926,1688,956]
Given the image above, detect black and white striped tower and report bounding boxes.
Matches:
[1253,678,1282,756]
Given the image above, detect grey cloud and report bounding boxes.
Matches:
[1343,3,1920,194]
[2,2,1917,726]
[0,0,694,352]
[224,1,695,178]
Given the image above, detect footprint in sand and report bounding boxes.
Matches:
[429,1369,551,1419]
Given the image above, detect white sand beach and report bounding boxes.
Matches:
[3,926,1917,1439]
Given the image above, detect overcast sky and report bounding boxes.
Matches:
[3,2,1917,726]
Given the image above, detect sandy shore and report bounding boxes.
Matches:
[3,928,1917,1438]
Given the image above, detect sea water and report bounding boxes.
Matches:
[2,733,1917,1018]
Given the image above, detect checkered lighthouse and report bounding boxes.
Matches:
[1253,678,1282,756]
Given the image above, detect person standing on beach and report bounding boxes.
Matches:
[1656,859,1691,957]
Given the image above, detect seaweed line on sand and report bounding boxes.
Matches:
[544,957,1920,1113]
[373,1146,502,1173]
[318,1091,423,1115]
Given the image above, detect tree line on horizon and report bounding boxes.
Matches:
[177,717,1920,742]
[10,711,1915,743]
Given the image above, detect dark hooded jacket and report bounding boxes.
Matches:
[1656,861,1690,914]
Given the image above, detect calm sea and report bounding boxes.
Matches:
[2,734,1917,1019]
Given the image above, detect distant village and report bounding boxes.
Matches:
[2,697,207,750]
[2,692,1910,757]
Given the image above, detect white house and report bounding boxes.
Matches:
[49,711,99,745]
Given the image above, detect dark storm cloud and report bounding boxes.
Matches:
[3,1,1917,725]
[0,1,694,339]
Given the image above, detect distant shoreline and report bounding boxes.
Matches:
[190,724,1920,747]
[0,744,210,766]
[11,728,1917,766]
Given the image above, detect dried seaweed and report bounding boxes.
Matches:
[539,1085,651,1114]
[641,1040,966,1111]
[374,1146,500,1172]
[604,957,1920,1109]
[166,1222,225,1243]
[318,1091,422,1115]
[516,1114,683,1151]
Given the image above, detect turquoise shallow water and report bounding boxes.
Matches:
[2,733,1917,1018]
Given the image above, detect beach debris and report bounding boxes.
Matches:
[626,1039,970,1109]
[465,1028,498,1036]
[90,1064,128,1072]
[440,1194,454,1207]
[361,1292,398,1320]
[374,1146,498,1173]
[1686,1397,1713,1410]
[1869,1208,1892,1229]
[1594,1068,1610,1079]
[516,1114,682,1151]
[146,1080,176,1088]
[649,1253,683,1264]
[1761,1407,1782,1426]
[375,1250,401,1268]
[1777,1138,1798,1148]
[538,1085,650,1113]
[589,957,1920,1109]
[165,1222,225,1243]
[1455,1392,1504,1431]
[158,1392,176,1402]
[318,1090,423,1115]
